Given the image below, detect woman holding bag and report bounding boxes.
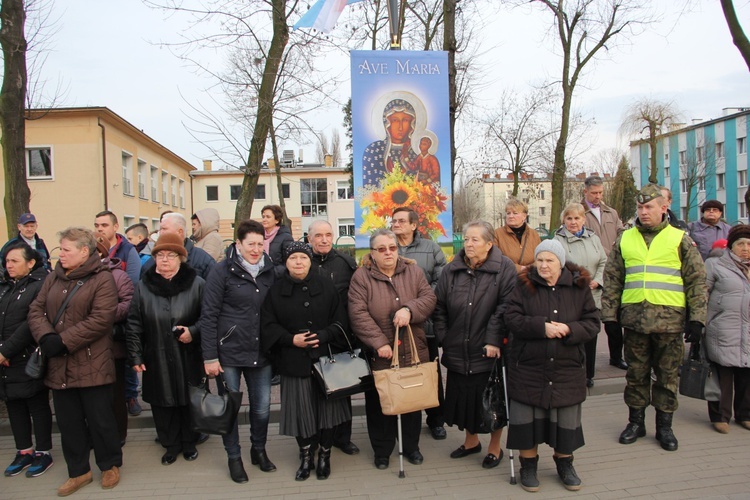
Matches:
[433,221,517,469]
[348,229,437,470]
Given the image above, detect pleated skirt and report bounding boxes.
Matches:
[444,370,493,434]
[506,399,584,455]
[279,375,351,439]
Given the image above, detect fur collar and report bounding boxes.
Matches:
[142,263,197,297]
[518,262,592,294]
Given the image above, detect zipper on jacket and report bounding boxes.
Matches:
[87,347,92,360]
[220,325,237,346]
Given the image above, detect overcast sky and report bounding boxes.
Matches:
[40,1,750,172]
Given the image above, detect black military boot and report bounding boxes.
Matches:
[655,410,678,451]
[519,455,540,492]
[316,447,331,480]
[553,455,582,491]
[295,446,313,481]
[619,407,647,444]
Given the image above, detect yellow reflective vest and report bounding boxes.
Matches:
[620,225,685,308]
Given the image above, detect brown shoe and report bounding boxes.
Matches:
[739,421,750,430]
[712,422,729,434]
[57,471,93,497]
[101,466,120,489]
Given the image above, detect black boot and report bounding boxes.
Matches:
[519,455,540,492]
[295,447,313,481]
[250,446,277,472]
[619,407,647,444]
[655,410,678,451]
[316,448,331,480]
[553,455,582,491]
[228,457,248,484]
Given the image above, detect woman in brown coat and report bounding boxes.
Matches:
[348,229,437,470]
[28,227,121,497]
[493,198,542,273]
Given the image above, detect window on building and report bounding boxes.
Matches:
[338,218,355,237]
[717,173,725,190]
[282,183,290,199]
[151,219,160,232]
[739,170,748,187]
[739,137,747,155]
[230,185,242,201]
[698,176,706,192]
[539,206,546,216]
[26,147,52,178]
[741,201,748,219]
[716,142,725,159]
[679,150,687,165]
[122,152,133,196]
[664,152,669,161]
[150,166,159,201]
[301,178,327,217]
[337,180,353,200]
[179,179,185,208]
[255,184,266,199]
[162,171,169,203]
[171,176,177,206]
[139,217,149,227]
[696,146,705,163]
[680,179,688,193]
[665,166,670,178]
[540,190,545,200]
[206,185,219,201]
[123,216,134,229]
[138,160,147,199]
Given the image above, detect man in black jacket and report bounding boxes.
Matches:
[309,220,360,455]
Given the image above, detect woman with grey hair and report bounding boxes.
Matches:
[554,203,608,387]
[434,220,517,469]
[28,227,122,496]
[348,229,437,470]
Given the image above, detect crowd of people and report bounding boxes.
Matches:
[0,179,748,496]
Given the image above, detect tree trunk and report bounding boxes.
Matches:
[443,0,457,226]
[648,123,658,184]
[549,83,572,230]
[233,0,289,232]
[0,0,30,237]
[269,118,290,227]
[720,0,750,72]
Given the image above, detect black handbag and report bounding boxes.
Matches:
[188,375,242,435]
[479,359,507,433]
[679,341,721,402]
[25,278,88,380]
[312,324,373,399]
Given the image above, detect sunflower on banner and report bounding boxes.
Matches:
[359,162,448,240]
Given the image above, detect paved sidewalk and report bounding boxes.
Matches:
[2,393,749,499]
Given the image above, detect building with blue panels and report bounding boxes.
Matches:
[629,108,749,224]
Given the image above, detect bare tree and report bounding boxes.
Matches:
[720,0,750,71]
[518,0,651,229]
[453,175,484,229]
[316,130,330,163]
[479,85,558,197]
[330,128,342,167]
[680,142,717,221]
[620,98,681,184]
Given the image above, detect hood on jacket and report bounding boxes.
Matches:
[554,226,597,241]
[193,208,220,240]
[518,262,592,294]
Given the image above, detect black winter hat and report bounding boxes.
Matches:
[727,224,750,250]
[283,241,313,263]
[701,200,724,214]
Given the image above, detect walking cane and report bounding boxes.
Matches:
[501,356,516,485]
[397,413,405,478]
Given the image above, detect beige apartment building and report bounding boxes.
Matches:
[191,159,355,244]
[0,107,195,248]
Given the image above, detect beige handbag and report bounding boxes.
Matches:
[373,325,439,416]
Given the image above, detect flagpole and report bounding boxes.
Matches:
[386,0,406,50]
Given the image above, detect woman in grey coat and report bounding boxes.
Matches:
[554,203,607,388]
[704,224,750,434]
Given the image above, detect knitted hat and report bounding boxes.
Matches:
[283,241,313,263]
[152,232,187,258]
[534,239,566,266]
[727,224,750,250]
[701,199,724,213]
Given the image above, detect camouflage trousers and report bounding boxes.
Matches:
[623,329,684,412]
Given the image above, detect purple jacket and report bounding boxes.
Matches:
[687,219,731,260]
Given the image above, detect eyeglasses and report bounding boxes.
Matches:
[371,245,398,254]
[391,218,410,225]
[155,253,180,261]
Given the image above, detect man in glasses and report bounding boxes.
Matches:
[390,207,447,440]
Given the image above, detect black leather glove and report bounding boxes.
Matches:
[604,322,621,338]
[39,333,67,357]
[684,321,703,344]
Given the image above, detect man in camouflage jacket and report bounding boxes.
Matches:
[602,184,706,452]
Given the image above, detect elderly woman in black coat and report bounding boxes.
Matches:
[0,243,52,478]
[505,239,600,493]
[126,232,205,466]
[261,242,349,482]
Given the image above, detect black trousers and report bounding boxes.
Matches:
[708,365,750,423]
[151,404,198,455]
[585,334,597,380]
[52,385,122,477]
[606,324,624,362]
[364,388,421,458]
[6,389,53,451]
[424,336,445,428]
[332,397,353,447]
[112,358,128,442]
